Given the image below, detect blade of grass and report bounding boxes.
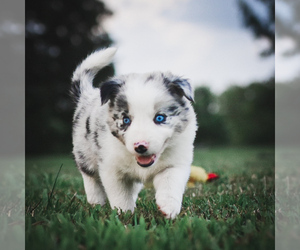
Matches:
[47,164,63,209]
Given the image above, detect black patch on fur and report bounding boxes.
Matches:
[168,105,178,112]
[146,74,155,82]
[113,114,119,121]
[116,94,129,113]
[174,114,190,133]
[111,131,119,138]
[77,151,85,161]
[100,80,124,105]
[93,131,101,149]
[76,151,95,177]
[163,76,194,103]
[78,162,95,177]
[72,109,83,134]
[86,116,91,136]
[70,79,81,104]
[163,102,191,133]
[74,112,81,124]
[167,105,182,116]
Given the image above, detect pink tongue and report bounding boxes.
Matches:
[136,155,154,165]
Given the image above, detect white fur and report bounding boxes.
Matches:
[72,48,197,219]
[72,47,117,94]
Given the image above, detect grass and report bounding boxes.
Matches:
[275,147,300,250]
[25,147,275,249]
[0,158,25,250]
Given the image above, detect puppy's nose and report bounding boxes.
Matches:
[134,141,148,154]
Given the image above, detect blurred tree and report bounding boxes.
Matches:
[276,0,300,56]
[193,87,228,146]
[237,0,275,57]
[232,1,275,145]
[220,79,275,145]
[26,0,114,155]
[276,1,300,145]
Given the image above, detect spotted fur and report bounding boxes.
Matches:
[71,48,197,219]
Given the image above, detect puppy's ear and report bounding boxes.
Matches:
[163,75,194,103]
[100,80,123,105]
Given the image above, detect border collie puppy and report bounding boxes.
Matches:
[71,48,197,219]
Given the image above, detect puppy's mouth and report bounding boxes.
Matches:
[136,154,156,168]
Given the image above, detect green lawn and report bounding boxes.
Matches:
[0,158,25,250]
[25,147,275,249]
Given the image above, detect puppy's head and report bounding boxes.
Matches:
[100,72,194,167]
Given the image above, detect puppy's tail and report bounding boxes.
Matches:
[70,47,117,104]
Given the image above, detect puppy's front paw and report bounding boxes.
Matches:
[156,197,181,219]
[86,193,106,206]
[85,186,106,205]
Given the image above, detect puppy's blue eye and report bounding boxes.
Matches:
[154,114,166,124]
[123,117,131,125]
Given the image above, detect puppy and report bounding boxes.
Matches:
[71,48,197,219]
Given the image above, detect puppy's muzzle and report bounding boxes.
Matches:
[134,141,156,167]
[134,141,148,154]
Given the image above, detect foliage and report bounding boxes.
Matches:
[26,0,114,155]
[193,79,274,146]
[276,0,300,56]
[193,87,228,146]
[219,79,275,145]
[237,0,275,57]
[25,147,275,249]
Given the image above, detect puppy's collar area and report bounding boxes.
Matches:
[136,154,156,167]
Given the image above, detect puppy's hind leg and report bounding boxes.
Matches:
[81,173,107,206]
[74,151,107,205]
